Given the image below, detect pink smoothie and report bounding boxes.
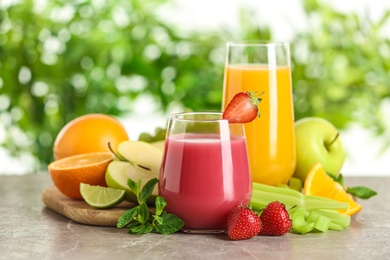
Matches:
[159,134,252,230]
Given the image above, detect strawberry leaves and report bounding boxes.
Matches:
[223,91,264,123]
[117,178,185,234]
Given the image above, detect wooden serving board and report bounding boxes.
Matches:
[42,186,135,227]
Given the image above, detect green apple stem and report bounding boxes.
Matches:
[327,132,339,147]
[107,142,127,161]
[107,142,152,171]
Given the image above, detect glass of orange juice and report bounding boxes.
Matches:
[222,42,296,186]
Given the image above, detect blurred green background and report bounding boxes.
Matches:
[1,0,390,174]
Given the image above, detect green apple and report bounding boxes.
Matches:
[293,117,346,182]
[150,140,165,151]
[105,140,163,204]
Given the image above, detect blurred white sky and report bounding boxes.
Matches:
[158,0,390,40]
[2,0,390,176]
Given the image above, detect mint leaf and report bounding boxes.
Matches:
[126,221,141,229]
[154,212,185,234]
[129,223,154,234]
[325,173,377,199]
[117,206,139,228]
[326,172,344,186]
[136,203,150,225]
[346,186,377,199]
[153,215,164,225]
[127,178,139,195]
[335,173,344,186]
[127,222,141,233]
[139,178,158,204]
[155,196,167,216]
[118,177,185,235]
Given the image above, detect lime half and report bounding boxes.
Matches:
[80,183,126,209]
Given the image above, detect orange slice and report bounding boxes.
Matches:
[303,163,362,216]
[48,152,114,199]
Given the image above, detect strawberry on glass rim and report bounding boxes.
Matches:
[222,91,264,123]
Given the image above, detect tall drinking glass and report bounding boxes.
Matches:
[159,112,252,233]
[222,42,296,186]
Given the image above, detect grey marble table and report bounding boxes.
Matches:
[0,174,389,260]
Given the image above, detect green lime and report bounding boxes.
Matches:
[80,183,126,209]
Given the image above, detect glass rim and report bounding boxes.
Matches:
[226,41,289,47]
[169,111,226,123]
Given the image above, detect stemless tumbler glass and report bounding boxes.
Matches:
[222,42,296,186]
[159,112,252,233]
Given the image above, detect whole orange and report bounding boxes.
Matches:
[53,113,129,160]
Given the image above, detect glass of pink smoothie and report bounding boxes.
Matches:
[159,112,252,233]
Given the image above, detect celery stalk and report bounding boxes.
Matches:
[250,189,303,210]
[294,223,315,234]
[306,211,331,232]
[311,209,351,229]
[288,177,303,192]
[249,200,267,211]
[290,207,315,234]
[251,182,304,210]
[253,182,304,199]
[304,195,349,211]
[250,182,351,234]
[329,223,344,231]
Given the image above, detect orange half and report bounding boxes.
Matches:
[48,152,114,199]
[303,163,362,216]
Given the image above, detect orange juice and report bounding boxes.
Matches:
[222,64,296,185]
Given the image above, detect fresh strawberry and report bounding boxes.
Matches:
[227,205,261,240]
[259,201,292,236]
[223,91,264,123]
